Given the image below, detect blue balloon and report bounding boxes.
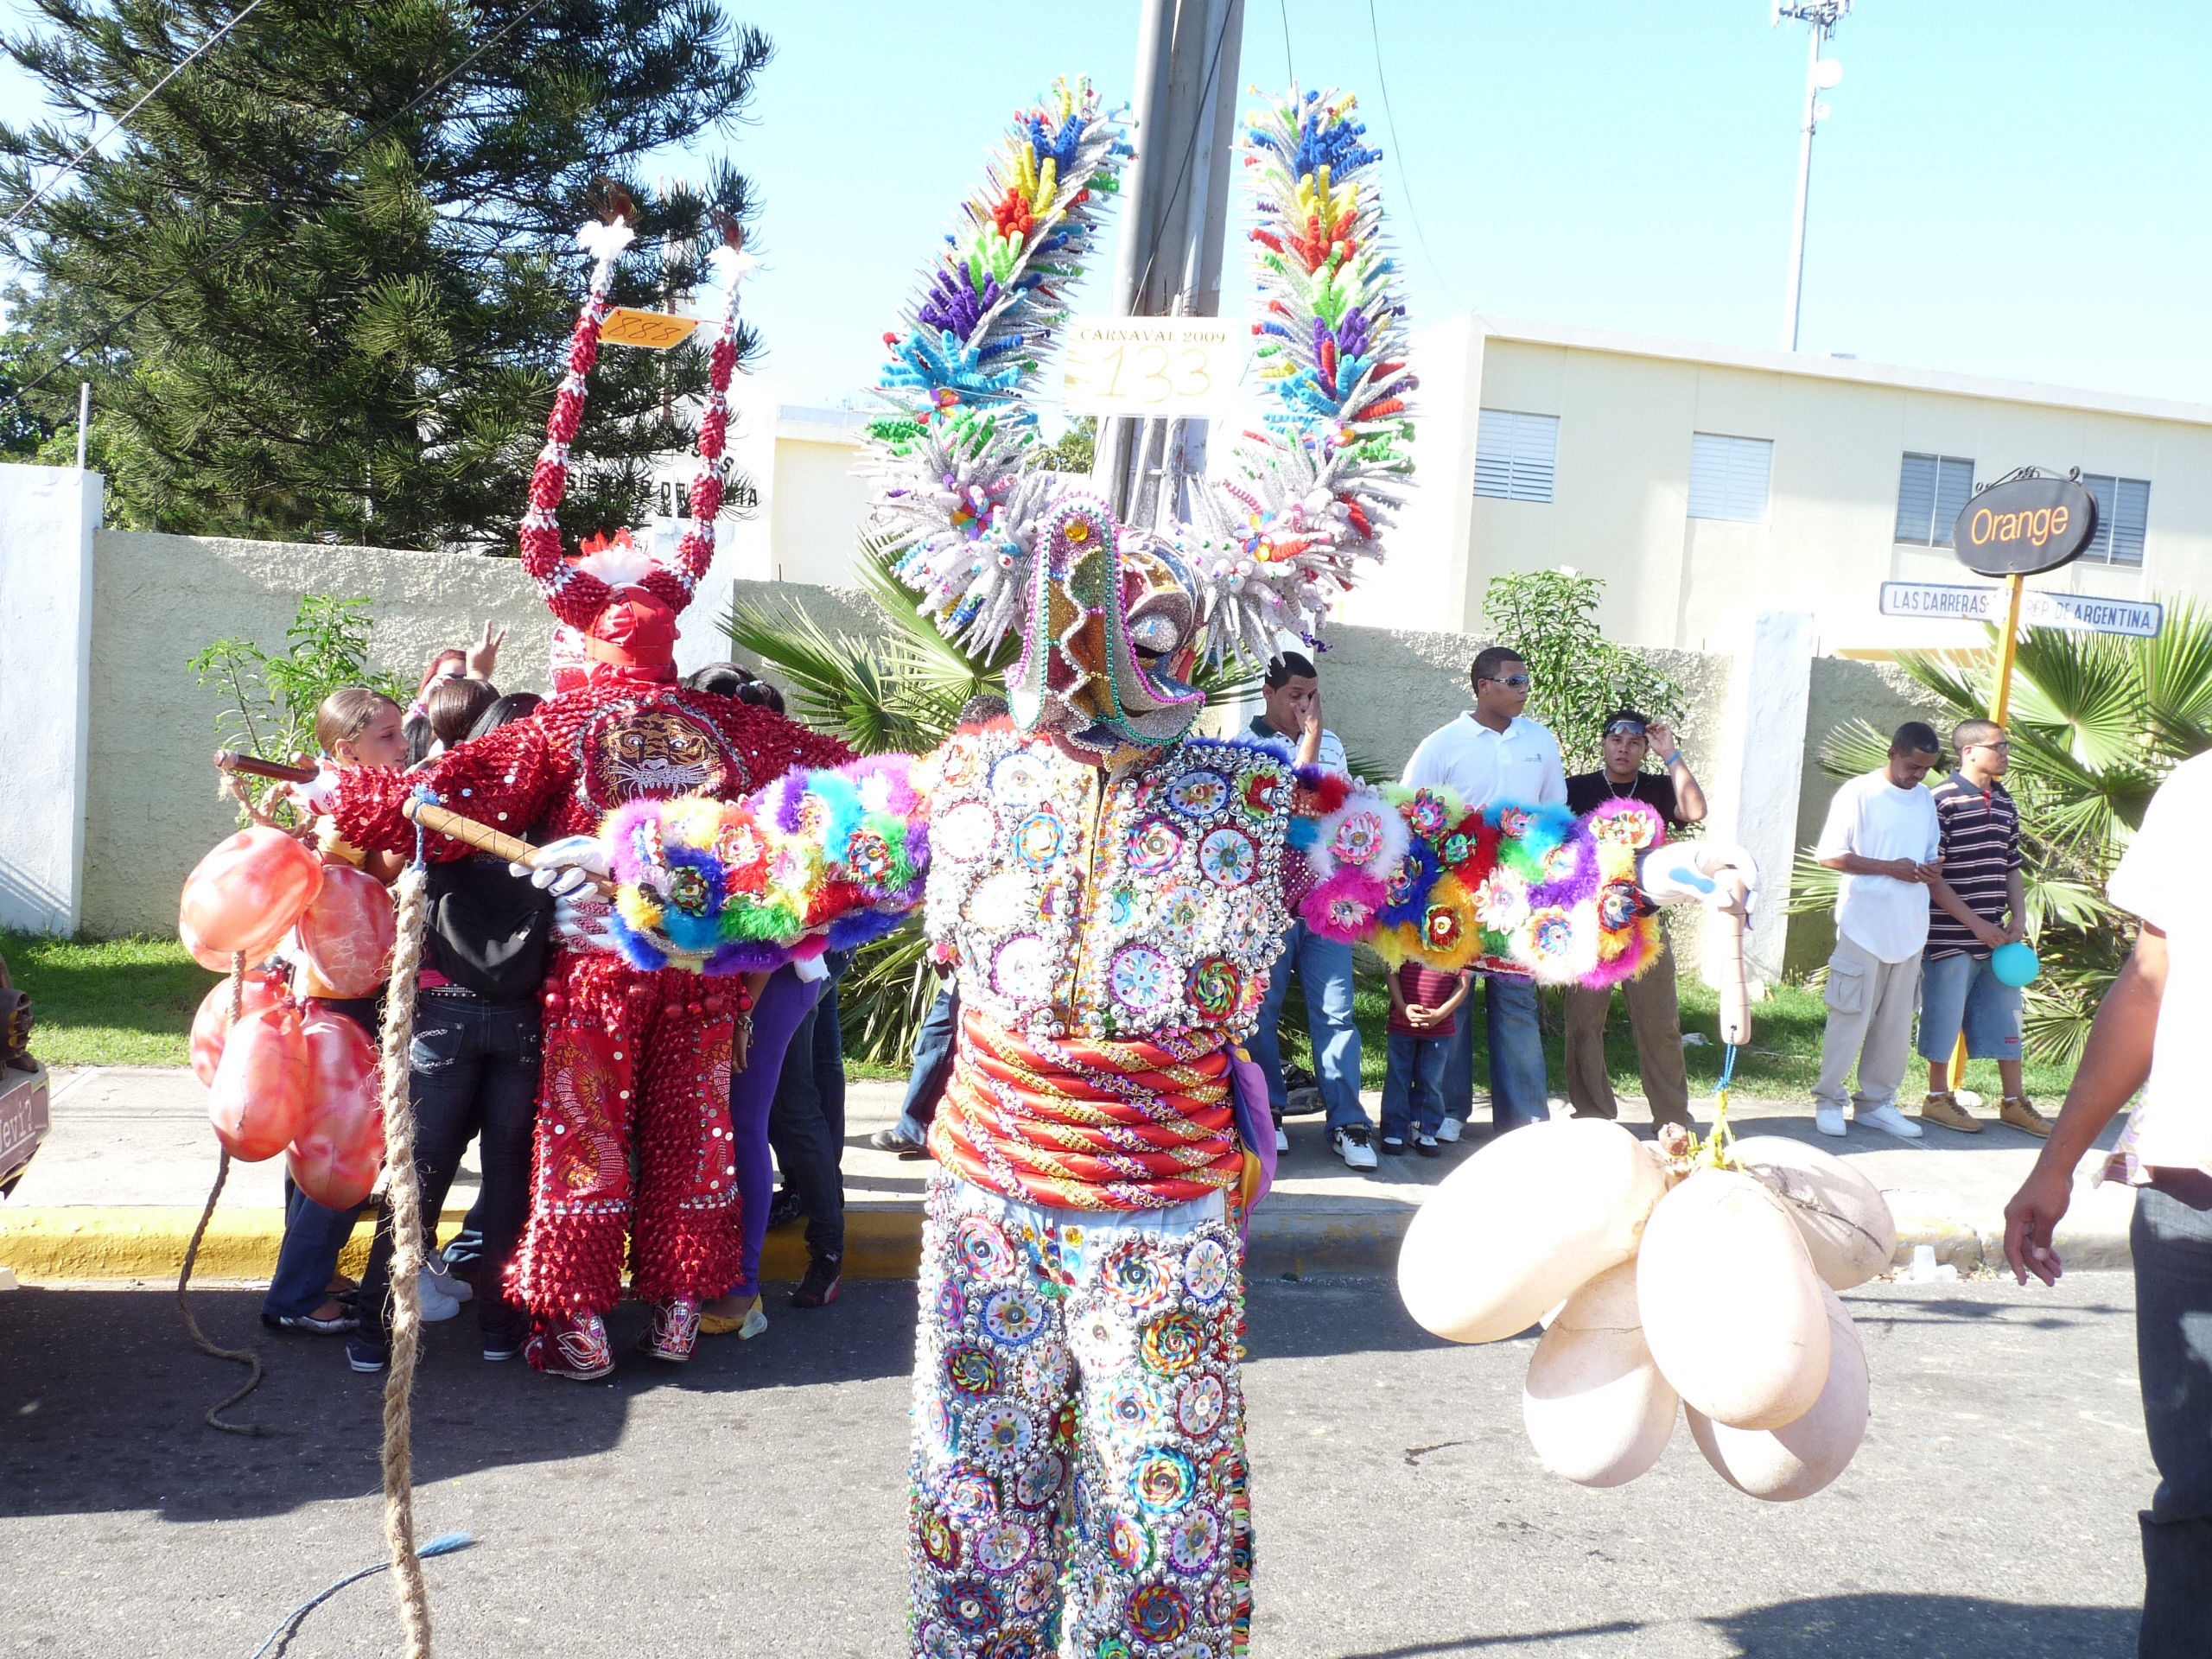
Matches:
[1991,940,2041,987]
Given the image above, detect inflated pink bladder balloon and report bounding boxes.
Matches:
[178,917,238,973]
[188,969,288,1086]
[287,1003,385,1210]
[207,1001,311,1162]
[179,829,324,957]
[296,866,395,999]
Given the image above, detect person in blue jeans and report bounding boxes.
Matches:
[1440,972,1552,1137]
[260,992,379,1334]
[1244,652,1373,1167]
[875,975,957,1155]
[1381,962,1471,1157]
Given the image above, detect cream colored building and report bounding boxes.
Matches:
[1348,314,2212,653]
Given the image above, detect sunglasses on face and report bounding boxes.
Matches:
[1482,674,1531,689]
[1968,740,2011,752]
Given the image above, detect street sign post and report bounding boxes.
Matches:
[1878,581,2164,639]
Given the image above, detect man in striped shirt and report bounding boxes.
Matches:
[1918,719,2052,1135]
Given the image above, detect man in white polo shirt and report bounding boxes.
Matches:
[1403,645,1566,1136]
[1810,721,1944,1139]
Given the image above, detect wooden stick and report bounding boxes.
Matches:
[1714,876,1754,1049]
[213,750,319,784]
[400,798,615,898]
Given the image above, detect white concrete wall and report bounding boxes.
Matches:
[0,464,101,933]
[1701,611,1815,987]
[1411,320,2212,653]
[766,420,870,588]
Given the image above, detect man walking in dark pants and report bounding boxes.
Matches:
[2005,751,2212,1656]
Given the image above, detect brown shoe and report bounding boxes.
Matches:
[1999,1096,2054,1137]
[1919,1091,1982,1134]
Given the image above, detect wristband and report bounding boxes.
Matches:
[1662,750,1683,768]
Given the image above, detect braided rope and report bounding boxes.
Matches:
[174,951,268,1436]
[376,864,434,1656]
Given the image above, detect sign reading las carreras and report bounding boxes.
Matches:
[1060,315,1245,419]
[1952,473,2099,577]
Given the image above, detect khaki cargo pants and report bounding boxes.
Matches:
[1811,932,1922,1115]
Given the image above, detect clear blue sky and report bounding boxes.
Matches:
[9,2,2212,410]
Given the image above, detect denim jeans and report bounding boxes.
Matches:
[263,1185,366,1317]
[896,984,959,1143]
[1381,1032,1450,1141]
[813,951,850,1165]
[1247,922,1368,1131]
[2133,1183,2212,1656]
[358,991,541,1348]
[1442,972,1549,1133]
[768,998,846,1264]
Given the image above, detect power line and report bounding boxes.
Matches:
[1278,0,1294,82]
[3,0,269,233]
[1364,0,1463,313]
[7,0,556,405]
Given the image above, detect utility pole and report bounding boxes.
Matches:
[1774,1,1848,353]
[1091,0,1245,524]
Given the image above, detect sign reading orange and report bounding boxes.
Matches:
[1951,473,2097,576]
[599,308,703,350]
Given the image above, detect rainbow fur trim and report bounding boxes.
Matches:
[1304,784,1662,987]
[603,758,928,976]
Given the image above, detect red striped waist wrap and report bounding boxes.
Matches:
[926,1011,1244,1211]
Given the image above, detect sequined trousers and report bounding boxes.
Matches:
[908,1173,1253,1659]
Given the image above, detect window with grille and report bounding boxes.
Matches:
[1894,453,1976,545]
[2077,474,2151,568]
[1688,432,1772,522]
[1474,409,1559,503]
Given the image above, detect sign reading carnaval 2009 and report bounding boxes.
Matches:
[1059,315,1247,418]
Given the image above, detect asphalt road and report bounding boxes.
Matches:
[0,1269,2155,1658]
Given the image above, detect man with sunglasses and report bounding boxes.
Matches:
[1917,719,2050,1135]
[1561,710,1706,1130]
[1403,647,1566,1136]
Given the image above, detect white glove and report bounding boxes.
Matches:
[283,763,340,816]
[1638,840,1759,919]
[551,892,619,954]
[512,834,613,901]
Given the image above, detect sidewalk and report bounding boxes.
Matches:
[0,1066,2134,1285]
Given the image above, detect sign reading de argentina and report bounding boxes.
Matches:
[1952,473,2100,576]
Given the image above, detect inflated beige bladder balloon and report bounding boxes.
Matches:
[1688,1281,1870,1501]
[1637,1167,1830,1431]
[1522,1261,1679,1488]
[1732,1135,1897,1291]
[1399,1118,1669,1345]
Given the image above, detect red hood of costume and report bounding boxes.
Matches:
[583,586,678,678]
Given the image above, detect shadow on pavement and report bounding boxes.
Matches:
[1334,1592,2137,1657]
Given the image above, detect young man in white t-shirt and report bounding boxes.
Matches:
[2005,752,2212,1656]
[1809,721,1944,1139]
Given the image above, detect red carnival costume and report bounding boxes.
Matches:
[324,212,849,1377]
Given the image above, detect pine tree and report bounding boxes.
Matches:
[0,0,770,549]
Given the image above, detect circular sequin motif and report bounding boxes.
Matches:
[968,869,1032,932]
[1183,958,1242,1026]
[1106,1379,1158,1434]
[1404,789,1452,838]
[938,1467,999,1522]
[1205,1447,1243,1503]
[1071,1306,1131,1373]
[1013,1449,1066,1510]
[1240,767,1287,818]
[945,1342,1001,1396]
[1197,827,1257,888]
[1175,1372,1228,1439]
[990,934,1054,1003]
[1109,944,1178,1014]
[1131,1446,1198,1515]
[937,799,999,861]
[1015,1344,1070,1402]
[1220,897,1274,957]
[966,1401,1036,1469]
[1141,1311,1208,1376]
[1128,1583,1193,1644]
[1100,1239,1173,1312]
[973,1519,1034,1574]
[1598,878,1642,931]
[1127,817,1184,877]
[1525,905,1573,961]
[1094,1634,1132,1659]
[1011,1559,1058,1615]
[954,1215,1017,1283]
[1165,1506,1224,1573]
[919,1510,963,1570]
[1014,808,1064,869]
[939,1578,1001,1636]
[989,751,1051,809]
[981,1286,1047,1346]
[1328,807,1389,865]
[1181,1236,1231,1306]
[1107,1513,1154,1573]
[1153,885,1207,950]
[1165,771,1230,818]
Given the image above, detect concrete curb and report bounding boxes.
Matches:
[0,1199,2133,1284]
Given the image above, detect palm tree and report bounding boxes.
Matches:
[1789,596,2212,1064]
[720,543,1264,1063]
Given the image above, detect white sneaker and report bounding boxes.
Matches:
[1332,1123,1379,1171]
[416,1281,461,1323]
[1434,1117,1463,1143]
[423,1261,473,1304]
[1815,1105,1847,1137]
[1856,1103,1924,1140]
[1274,1123,1289,1154]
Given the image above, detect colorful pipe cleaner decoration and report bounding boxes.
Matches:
[602,757,929,976]
[863,79,1418,680]
[1290,782,1662,987]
